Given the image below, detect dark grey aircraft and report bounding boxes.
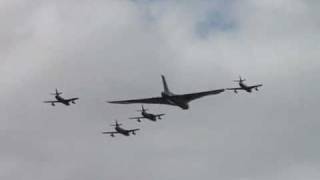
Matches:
[129,105,165,122]
[108,75,225,110]
[44,89,79,106]
[226,76,263,93]
[102,120,140,137]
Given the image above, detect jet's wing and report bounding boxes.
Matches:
[129,117,145,120]
[43,100,59,103]
[66,97,79,102]
[226,87,244,91]
[128,128,140,132]
[108,97,170,105]
[248,84,263,89]
[176,89,225,103]
[102,131,119,134]
[156,114,165,117]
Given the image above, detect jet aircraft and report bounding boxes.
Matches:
[226,76,263,93]
[108,75,225,110]
[129,105,165,122]
[102,120,140,137]
[44,89,79,106]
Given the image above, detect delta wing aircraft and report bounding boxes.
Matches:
[102,120,140,137]
[227,76,263,93]
[44,89,79,106]
[108,75,225,110]
[129,105,165,122]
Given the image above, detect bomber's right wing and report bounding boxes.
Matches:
[108,97,170,105]
[177,89,225,103]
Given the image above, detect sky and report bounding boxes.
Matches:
[0,0,320,179]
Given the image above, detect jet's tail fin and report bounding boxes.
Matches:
[233,76,246,83]
[161,75,171,94]
[51,88,62,96]
[137,105,148,112]
[111,120,122,127]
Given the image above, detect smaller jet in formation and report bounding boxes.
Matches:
[129,105,165,122]
[44,89,79,106]
[227,76,263,93]
[102,120,140,137]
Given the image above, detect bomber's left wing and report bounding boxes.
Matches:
[108,97,169,105]
[176,89,225,103]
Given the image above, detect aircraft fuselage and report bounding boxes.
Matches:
[115,126,130,136]
[239,83,252,93]
[161,92,189,110]
[142,111,157,121]
[55,95,70,105]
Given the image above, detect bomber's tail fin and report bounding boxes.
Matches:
[161,75,170,94]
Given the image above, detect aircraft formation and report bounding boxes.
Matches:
[44,75,262,137]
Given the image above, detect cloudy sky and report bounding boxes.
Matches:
[1,0,320,179]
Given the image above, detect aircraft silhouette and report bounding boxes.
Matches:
[108,75,224,110]
[129,105,165,122]
[102,120,140,137]
[226,76,262,93]
[44,89,79,106]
